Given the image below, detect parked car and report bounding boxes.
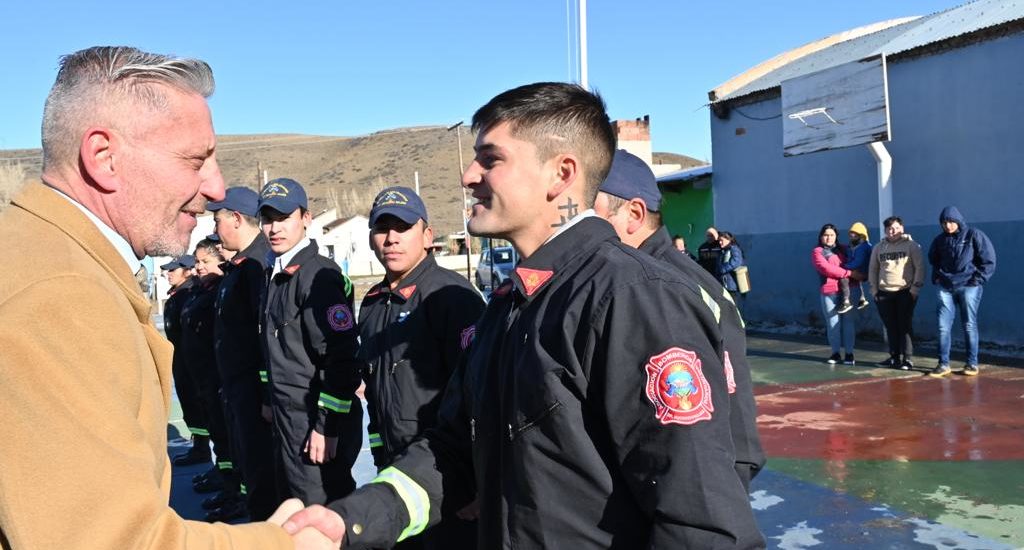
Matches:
[476,246,518,290]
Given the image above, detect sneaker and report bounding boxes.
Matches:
[929,364,952,378]
[843,354,856,366]
[900,359,913,371]
[856,298,870,310]
[837,302,853,314]
[826,353,841,365]
[878,356,898,368]
[963,364,979,376]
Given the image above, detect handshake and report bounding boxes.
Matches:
[268,499,347,549]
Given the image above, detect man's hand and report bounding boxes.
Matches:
[282,504,347,544]
[305,430,337,463]
[268,498,341,549]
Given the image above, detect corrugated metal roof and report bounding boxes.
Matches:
[656,164,712,184]
[713,0,1024,104]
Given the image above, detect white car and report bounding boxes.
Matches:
[475,246,517,290]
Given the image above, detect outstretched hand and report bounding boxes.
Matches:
[269,498,342,549]
[282,504,347,544]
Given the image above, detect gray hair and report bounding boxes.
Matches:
[41,46,215,171]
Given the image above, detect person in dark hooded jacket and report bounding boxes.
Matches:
[926,206,996,377]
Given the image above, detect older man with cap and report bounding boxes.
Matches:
[358,186,485,549]
[258,177,363,506]
[204,186,280,520]
[594,149,765,491]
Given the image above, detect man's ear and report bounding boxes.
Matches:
[423,225,434,248]
[546,154,580,201]
[80,127,121,192]
[626,199,647,235]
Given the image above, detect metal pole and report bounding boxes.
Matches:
[867,142,893,242]
[447,121,472,281]
[579,0,588,90]
[414,171,420,196]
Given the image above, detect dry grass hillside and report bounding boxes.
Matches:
[1,129,704,234]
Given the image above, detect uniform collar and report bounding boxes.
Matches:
[639,226,674,258]
[48,185,142,275]
[168,276,196,296]
[374,254,437,302]
[508,215,616,301]
[232,232,271,267]
[271,236,312,276]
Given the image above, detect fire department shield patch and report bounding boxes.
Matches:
[327,304,354,332]
[460,325,476,350]
[645,347,714,426]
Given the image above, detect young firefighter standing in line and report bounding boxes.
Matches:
[259,177,363,505]
[359,186,485,549]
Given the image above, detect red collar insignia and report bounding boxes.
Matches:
[231,256,246,265]
[366,284,384,297]
[398,285,417,300]
[645,347,714,426]
[284,264,301,275]
[516,267,554,297]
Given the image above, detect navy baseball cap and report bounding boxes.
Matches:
[207,186,260,217]
[369,186,429,226]
[160,254,195,270]
[258,178,308,214]
[598,149,662,212]
[205,233,221,242]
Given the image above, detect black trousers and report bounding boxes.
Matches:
[223,376,279,520]
[172,360,209,441]
[193,363,238,489]
[875,288,916,360]
[272,396,362,505]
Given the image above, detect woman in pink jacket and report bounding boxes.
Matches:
[812,223,857,365]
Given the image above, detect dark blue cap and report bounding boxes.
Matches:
[258,178,308,214]
[598,149,661,212]
[160,254,195,270]
[207,186,260,216]
[369,186,429,226]
[205,233,221,242]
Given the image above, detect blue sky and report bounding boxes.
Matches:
[1,0,954,160]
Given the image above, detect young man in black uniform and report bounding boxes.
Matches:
[163,255,210,467]
[205,186,279,521]
[359,186,484,549]
[284,83,764,549]
[594,149,765,491]
[259,177,363,506]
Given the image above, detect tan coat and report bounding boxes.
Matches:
[0,183,292,549]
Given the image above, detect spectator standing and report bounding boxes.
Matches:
[869,216,924,370]
[812,224,857,365]
[927,206,996,377]
[717,231,746,307]
[672,234,696,261]
[697,226,722,275]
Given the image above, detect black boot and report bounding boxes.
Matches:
[172,436,211,466]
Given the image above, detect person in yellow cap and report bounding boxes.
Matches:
[836,221,873,314]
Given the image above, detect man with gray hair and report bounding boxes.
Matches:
[0,46,334,549]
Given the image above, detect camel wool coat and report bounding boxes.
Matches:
[0,182,292,549]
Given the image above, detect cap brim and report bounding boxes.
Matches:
[370,207,423,226]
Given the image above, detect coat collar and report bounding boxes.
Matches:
[509,216,617,302]
[12,181,151,320]
[369,254,437,302]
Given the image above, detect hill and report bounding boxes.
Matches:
[1,129,705,236]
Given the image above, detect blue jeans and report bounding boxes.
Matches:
[937,285,984,366]
[821,292,855,354]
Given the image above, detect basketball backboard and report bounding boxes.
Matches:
[781,54,890,157]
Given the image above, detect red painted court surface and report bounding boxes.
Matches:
[756,369,1024,461]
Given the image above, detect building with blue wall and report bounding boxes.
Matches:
[707,0,1023,347]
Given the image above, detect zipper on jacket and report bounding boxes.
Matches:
[508,401,562,441]
[470,417,476,442]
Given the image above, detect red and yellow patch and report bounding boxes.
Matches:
[516,267,554,296]
[645,347,714,426]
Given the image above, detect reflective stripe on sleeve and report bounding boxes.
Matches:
[189,427,209,437]
[699,285,721,323]
[217,461,233,470]
[317,392,352,413]
[370,467,429,542]
[722,288,745,328]
[368,432,383,448]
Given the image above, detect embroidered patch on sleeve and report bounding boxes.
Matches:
[327,304,355,332]
[724,351,737,395]
[644,347,714,426]
[460,325,476,350]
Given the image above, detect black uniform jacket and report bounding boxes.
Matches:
[263,240,360,437]
[164,277,196,348]
[215,234,271,394]
[179,275,222,382]
[640,226,765,485]
[358,255,485,468]
[331,217,765,549]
